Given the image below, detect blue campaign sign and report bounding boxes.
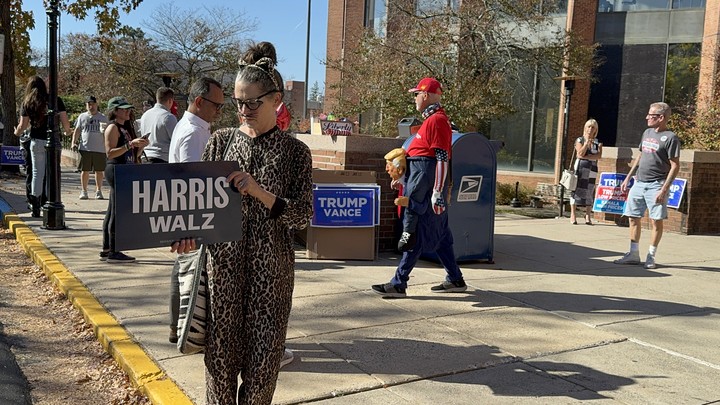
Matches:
[667,178,687,209]
[593,172,634,214]
[1,146,25,165]
[312,187,378,227]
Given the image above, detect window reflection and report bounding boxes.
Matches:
[665,43,701,114]
[365,0,387,37]
[599,0,705,12]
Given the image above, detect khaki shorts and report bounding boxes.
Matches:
[79,150,107,172]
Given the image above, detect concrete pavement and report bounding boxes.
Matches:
[1,167,719,404]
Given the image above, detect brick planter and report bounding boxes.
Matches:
[296,134,404,250]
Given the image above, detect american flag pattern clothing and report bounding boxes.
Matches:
[433,148,449,214]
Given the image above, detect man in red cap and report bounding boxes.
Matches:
[372,77,466,298]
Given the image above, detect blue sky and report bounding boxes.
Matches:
[27,0,329,93]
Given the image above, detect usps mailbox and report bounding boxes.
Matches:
[403,132,496,262]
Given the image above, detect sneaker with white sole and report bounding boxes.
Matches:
[644,254,657,269]
[106,251,136,263]
[99,251,110,261]
[280,349,294,369]
[371,283,407,298]
[613,251,641,265]
[95,190,104,200]
[430,279,468,293]
[79,190,88,200]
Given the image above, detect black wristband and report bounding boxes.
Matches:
[268,197,286,219]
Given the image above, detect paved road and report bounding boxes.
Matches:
[1,167,719,404]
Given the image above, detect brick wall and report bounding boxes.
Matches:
[697,0,720,110]
[324,0,366,113]
[297,134,405,250]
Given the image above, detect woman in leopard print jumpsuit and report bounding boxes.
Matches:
[200,43,313,404]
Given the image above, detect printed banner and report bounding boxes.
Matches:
[593,172,634,214]
[1,146,24,165]
[114,161,242,251]
[312,186,378,227]
[320,120,353,136]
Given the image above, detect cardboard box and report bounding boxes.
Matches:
[301,169,377,260]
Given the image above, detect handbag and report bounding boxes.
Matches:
[176,246,208,354]
[559,144,578,191]
[176,131,236,354]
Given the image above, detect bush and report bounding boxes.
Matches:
[495,182,533,205]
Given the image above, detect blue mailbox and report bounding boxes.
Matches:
[402,132,497,262]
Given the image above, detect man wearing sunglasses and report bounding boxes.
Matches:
[614,102,680,270]
[166,77,224,344]
[140,87,178,163]
[372,77,466,298]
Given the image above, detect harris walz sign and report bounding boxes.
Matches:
[114,161,242,250]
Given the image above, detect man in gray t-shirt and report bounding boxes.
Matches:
[72,96,109,200]
[614,102,681,270]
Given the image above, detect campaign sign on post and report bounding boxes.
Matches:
[667,178,687,209]
[312,186,377,227]
[114,161,242,251]
[593,172,634,214]
[1,146,25,165]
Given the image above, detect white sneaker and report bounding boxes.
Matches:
[95,190,104,200]
[613,251,640,265]
[280,348,294,369]
[79,190,88,200]
[644,254,657,269]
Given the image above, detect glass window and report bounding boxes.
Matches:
[416,0,459,16]
[672,0,705,8]
[365,0,387,37]
[598,0,672,12]
[664,43,701,113]
[488,64,560,173]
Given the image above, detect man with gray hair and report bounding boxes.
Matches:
[167,77,224,343]
[614,102,680,270]
[140,87,178,163]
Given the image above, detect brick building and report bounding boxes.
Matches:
[324,0,717,189]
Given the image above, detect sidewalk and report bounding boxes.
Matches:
[1,167,719,404]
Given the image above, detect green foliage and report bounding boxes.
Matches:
[496,182,533,206]
[671,105,720,151]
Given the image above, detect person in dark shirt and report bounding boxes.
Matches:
[13,76,71,217]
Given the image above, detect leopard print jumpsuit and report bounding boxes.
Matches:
[201,127,313,404]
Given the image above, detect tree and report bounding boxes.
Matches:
[58,29,165,108]
[2,0,146,148]
[309,81,321,102]
[141,4,257,92]
[326,0,599,136]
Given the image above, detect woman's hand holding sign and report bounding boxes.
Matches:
[171,238,197,254]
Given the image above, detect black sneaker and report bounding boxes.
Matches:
[397,232,416,252]
[99,251,110,261]
[430,279,467,293]
[106,251,136,263]
[371,283,407,298]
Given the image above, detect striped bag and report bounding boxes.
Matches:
[176,245,208,354]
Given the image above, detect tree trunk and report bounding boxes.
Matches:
[1,0,18,147]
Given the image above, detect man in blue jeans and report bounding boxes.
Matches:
[614,102,680,270]
[372,77,466,298]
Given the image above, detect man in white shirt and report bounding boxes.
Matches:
[140,87,178,163]
[167,77,224,343]
[72,96,109,200]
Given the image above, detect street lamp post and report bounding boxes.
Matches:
[557,78,575,219]
[303,0,311,120]
[43,0,65,230]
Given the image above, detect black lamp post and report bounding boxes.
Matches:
[43,0,65,230]
[557,78,575,219]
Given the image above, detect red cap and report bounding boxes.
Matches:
[408,77,442,95]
